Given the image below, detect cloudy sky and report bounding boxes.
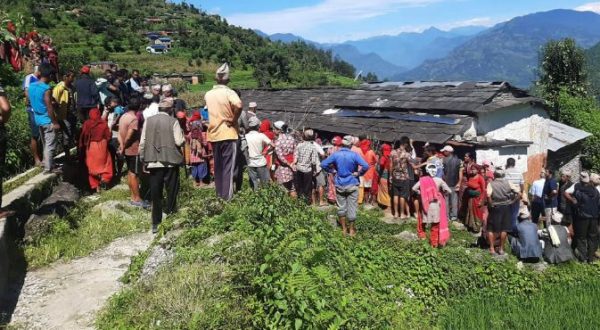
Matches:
[187,0,600,42]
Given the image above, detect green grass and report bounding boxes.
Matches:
[23,185,149,269]
[440,277,600,329]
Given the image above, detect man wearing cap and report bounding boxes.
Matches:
[441,145,462,221]
[542,168,559,229]
[151,84,162,97]
[74,65,100,121]
[510,207,543,261]
[139,97,185,234]
[505,158,524,234]
[565,172,600,262]
[162,84,173,99]
[292,129,321,204]
[558,169,574,233]
[23,65,43,166]
[321,135,370,237]
[204,63,243,200]
[528,169,546,224]
[245,116,272,190]
[273,121,297,196]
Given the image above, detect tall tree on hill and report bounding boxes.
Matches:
[536,38,588,118]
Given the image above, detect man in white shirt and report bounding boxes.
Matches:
[529,169,546,224]
[244,116,272,190]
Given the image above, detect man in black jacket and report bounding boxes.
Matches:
[74,65,100,121]
[565,172,600,263]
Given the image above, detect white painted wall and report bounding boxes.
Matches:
[475,104,549,158]
[476,147,529,174]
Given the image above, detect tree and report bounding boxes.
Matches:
[537,38,588,118]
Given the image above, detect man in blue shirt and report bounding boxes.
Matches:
[542,168,559,228]
[321,135,369,237]
[23,66,43,166]
[29,64,60,173]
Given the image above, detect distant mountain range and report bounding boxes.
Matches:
[260,9,600,86]
[260,27,485,80]
[399,9,600,86]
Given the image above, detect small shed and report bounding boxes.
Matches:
[154,37,172,49]
[240,82,590,184]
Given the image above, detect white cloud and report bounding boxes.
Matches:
[575,2,600,13]
[438,17,497,30]
[228,0,443,35]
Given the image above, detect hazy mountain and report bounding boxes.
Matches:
[266,33,406,79]
[400,9,600,87]
[343,26,486,68]
[586,41,600,97]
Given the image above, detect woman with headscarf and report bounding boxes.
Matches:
[259,119,276,178]
[79,108,113,192]
[326,136,343,203]
[460,164,486,233]
[187,110,209,187]
[359,139,378,205]
[377,143,392,212]
[412,164,452,247]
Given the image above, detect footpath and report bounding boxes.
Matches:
[0,164,153,329]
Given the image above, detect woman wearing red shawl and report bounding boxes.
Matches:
[326,136,343,203]
[412,164,452,248]
[79,108,113,192]
[358,139,378,205]
[259,119,275,178]
[377,143,392,211]
[459,164,486,232]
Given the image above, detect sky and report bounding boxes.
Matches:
[185,0,600,43]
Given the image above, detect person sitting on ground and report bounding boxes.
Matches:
[510,207,543,261]
[118,97,146,208]
[486,167,519,256]
[412,164,452,248]
[139,97,185,234]
[245,116,272,190]
[79,108,113,192]
[541,212,575,264]
[321,135,369,237]
[29,63,60,174]
[529,169,546,224]
[292,129,322,204]
[564,171,600,263]
[0,83,15,218]
[187,110,210,187]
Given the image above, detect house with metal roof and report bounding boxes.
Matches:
[154,37,173,49]
[240,81,590,183]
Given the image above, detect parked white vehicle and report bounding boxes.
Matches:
[146,45,168,54]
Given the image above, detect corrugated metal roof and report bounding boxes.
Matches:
[547,120,591,152]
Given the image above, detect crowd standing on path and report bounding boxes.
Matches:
[0,62,599,264]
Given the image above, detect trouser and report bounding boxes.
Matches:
[336,185,359,222]
[510,200,520,234]
[531,201,545,224]
[39,124,58,172]
[573,216,599,262]
[213,140,237,201]
[446,190,458,220]
[234,138,246,192]
[149,166,180,226]
[544,207,557,228]
[295,171,314,204]
[0,125,6,207]
[417,211,441,247]
[248,166,270,190]
[59,117,75,153]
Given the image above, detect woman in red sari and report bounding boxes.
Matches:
[377,143,392,212]
[326,136,343,203]
[460,164,486,232]
[79,108,113,192]
[259,119,275,179]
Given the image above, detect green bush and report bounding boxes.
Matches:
[98,186,600,329]
[3,85,33,178]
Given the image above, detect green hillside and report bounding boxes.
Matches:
[0,0,357,89]
[586,42,600,97]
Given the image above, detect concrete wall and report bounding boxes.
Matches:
[476,104,550,184]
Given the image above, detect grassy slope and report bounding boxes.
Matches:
[96,186,600,329]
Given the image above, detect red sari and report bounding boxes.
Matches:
[79,109,113,190]
[461,174,486,232]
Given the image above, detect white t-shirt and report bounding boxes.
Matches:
[245,130,271,168]
[143,102,159,120]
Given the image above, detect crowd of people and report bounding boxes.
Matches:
[0,62,598,264]
[1,25,59,76]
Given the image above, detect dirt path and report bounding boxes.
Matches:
[9,232,152,330]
